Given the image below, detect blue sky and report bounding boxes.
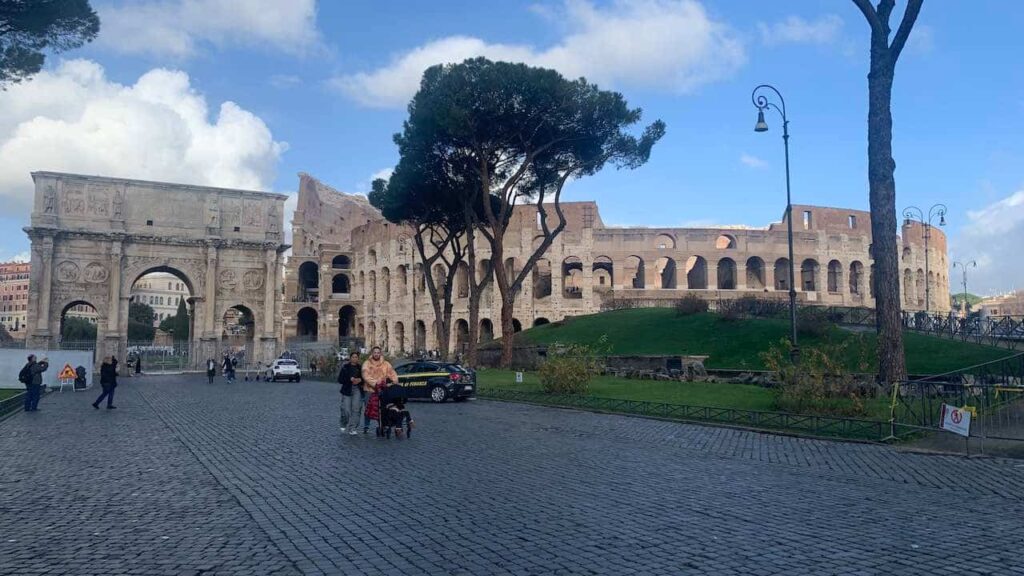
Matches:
[0,0,1021,295]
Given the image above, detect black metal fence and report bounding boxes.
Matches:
[478,388,888,441]
[892,352,1024,443]
[1,391,26,419]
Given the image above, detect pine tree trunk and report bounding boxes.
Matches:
[867,48,907,384]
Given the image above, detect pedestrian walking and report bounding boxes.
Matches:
[92,356,118,410]
[222,355,235,383]
[338,352,364,435]
[18,354,47,412]
[206,358,216,384]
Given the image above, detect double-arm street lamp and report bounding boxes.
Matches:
[752,84,798,362]
[953,260,976,316]
[902,204,947,313]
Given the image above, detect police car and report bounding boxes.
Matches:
[393,361,476,402]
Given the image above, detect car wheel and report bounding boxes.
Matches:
[295,376,301,383]
[429,385,447,403]
[271,375,277,382]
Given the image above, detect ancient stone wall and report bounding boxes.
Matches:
[283,176,951,354]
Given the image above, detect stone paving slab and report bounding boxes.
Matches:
[2,376,1024,575]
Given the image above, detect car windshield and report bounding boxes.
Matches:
[277,360,297,366]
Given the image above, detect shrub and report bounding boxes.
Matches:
[760,337,874,417]
[796,307,833,339]
[675,294,708,316]
[538,337,609,395]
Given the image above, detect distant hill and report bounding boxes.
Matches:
[950,293,983,307]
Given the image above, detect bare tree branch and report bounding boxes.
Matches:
[851,0,883,31]
[889,0,924,64]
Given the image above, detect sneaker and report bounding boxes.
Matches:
[349,429,359,435]
[92,404,98,410]
[362,428,369,434]
[340,427,347,433]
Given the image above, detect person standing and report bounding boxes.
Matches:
[18,355,38,412]
[206,358,216,384]
[362,346,398,433]
[92,356,118,410]
[337,352,364,435]
[23,355,48,412]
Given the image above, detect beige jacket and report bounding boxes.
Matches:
[361,358,398,391]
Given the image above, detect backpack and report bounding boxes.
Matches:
[18,364,32,385]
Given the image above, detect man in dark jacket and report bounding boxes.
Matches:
[92,356,118,409]
[337,352,363,435]
[22,355,48,412]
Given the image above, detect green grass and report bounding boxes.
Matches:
[0,389,23,401]
[477,368,892,420]
[510,308,1011,374]
[478,368,776,410]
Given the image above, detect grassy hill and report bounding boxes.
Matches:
[512,308,1010,374]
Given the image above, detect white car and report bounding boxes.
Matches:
[268,359,301,382]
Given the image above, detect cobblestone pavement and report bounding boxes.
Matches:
[2,376,1024,575]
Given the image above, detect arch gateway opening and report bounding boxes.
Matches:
[25,172,288,370]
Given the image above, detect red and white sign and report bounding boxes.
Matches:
[939,404,972,437]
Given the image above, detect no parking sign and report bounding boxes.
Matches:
[939,404,972,437]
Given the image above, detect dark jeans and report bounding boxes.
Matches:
[23,384,41,411]
[93,386,115,408]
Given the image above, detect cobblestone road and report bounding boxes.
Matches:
[2,375,1023,575]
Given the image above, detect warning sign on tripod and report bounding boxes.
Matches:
[939,404,972,437]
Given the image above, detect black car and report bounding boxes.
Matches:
[394,361,476,402]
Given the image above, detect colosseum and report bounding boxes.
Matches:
[283,174,950,353]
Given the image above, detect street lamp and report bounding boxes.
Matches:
[953,260,976,316]
[752,84,798,362]
[902,204,947,313]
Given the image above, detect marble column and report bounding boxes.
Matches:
[36,237,54,333]
[107,240,122,333]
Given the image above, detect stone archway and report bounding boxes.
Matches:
[25,172,287,369]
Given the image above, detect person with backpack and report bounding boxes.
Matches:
[19,355,48,412]
[92,356,118,410]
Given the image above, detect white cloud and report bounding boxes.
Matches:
[740,153,768,169]
[953,189,1024,294]
[332,0,744,108]
[269,74,302,88]
[759,14,843,46]
[906,24,935,55]
[95,0,321,58]
[0,59,286,219]
[370,167,394,183]
[4,251,30,263]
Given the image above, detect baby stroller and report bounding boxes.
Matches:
[372,381,413,439]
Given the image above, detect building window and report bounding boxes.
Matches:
[803,210,812,230]
[848,215,856,229]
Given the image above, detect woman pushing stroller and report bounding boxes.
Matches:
[361,346,414,439]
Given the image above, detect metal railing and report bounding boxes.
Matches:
[891,352,1024,443]
[1,391,26,419]
[478,388,888,441]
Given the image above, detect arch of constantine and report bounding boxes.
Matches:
[24,172,288,368]
[283,174,950,354]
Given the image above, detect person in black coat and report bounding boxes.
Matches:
[92,356,118,409]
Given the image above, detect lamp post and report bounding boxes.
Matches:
[752,84,798,362]
[953,260,976,317]
[902,204,947,313]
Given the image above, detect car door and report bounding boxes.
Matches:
[400,362,434,398]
